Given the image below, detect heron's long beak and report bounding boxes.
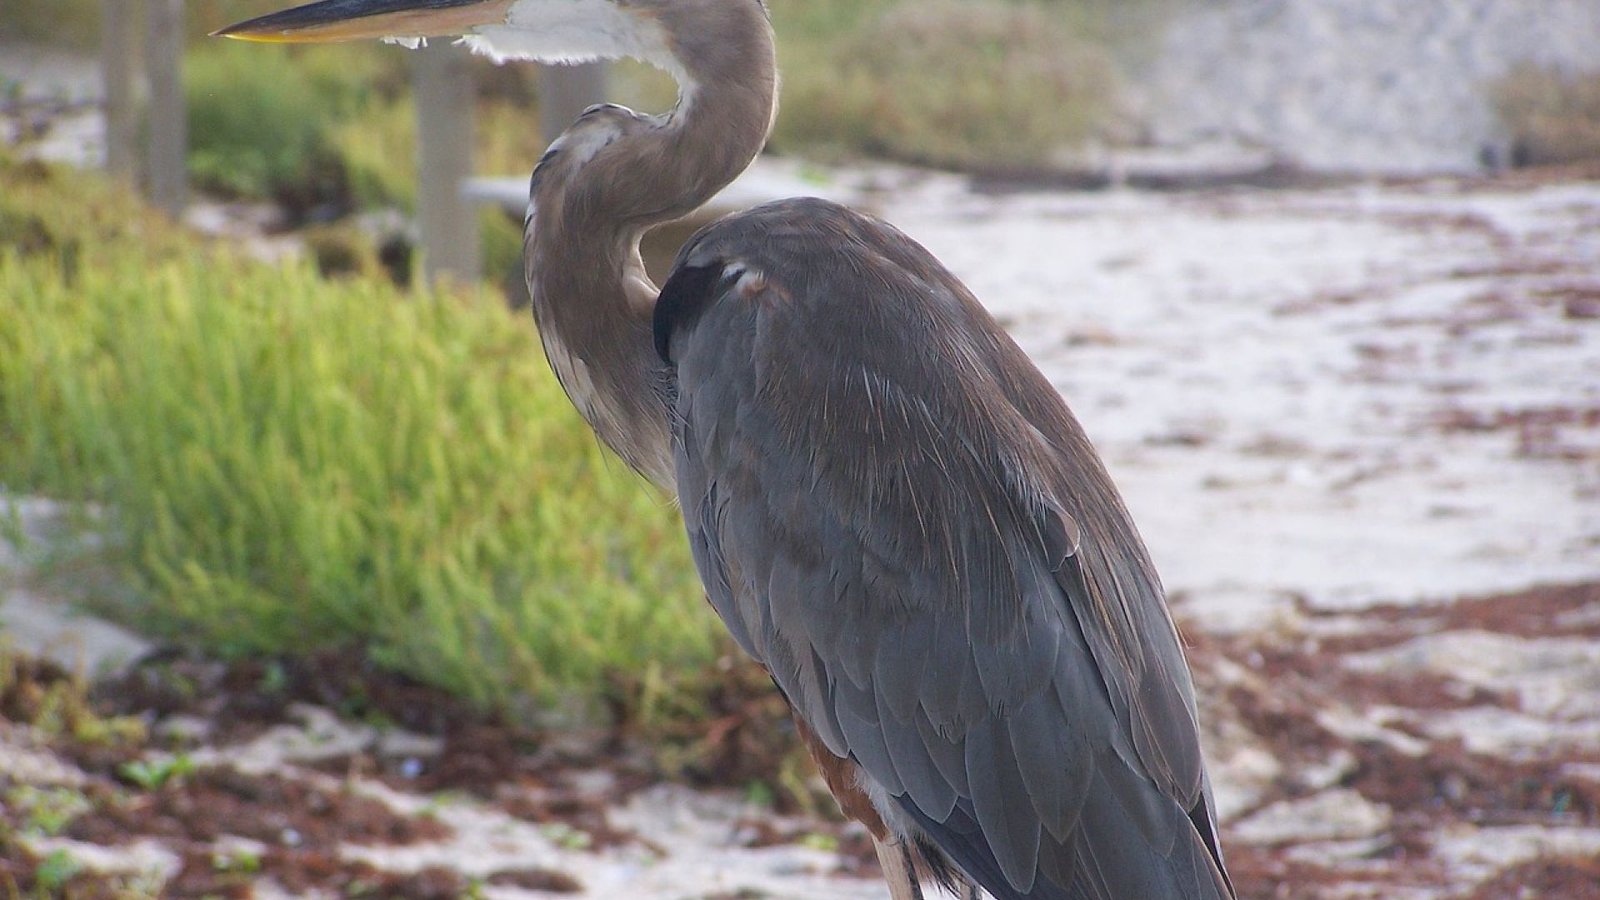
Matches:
[214,0,512,44]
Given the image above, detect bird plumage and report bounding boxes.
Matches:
[220,1,1233,895]
[659,199,1231,898]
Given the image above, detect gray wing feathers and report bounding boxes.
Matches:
[884,695,961,820]
[668,199,1230,898]
[967,714,1044,892]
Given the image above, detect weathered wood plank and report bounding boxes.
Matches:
[414,41,480,285]
[99,0,140,184]
[144,0,186,214]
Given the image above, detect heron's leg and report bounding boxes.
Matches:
[873,836,924,900]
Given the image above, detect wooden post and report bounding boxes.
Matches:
[538,63,610,145]
[144,0,187,215]
[414,42,480,286]
[100,0,141,184]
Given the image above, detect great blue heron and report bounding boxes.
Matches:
[220,2,1233,897]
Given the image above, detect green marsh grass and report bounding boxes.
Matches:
[0,162,717,722]
[186,40,409,213]
[769,0,1135,170]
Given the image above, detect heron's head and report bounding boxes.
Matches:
[217,0,768,87]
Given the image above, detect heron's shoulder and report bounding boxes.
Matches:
[676,197,927,276]
[655,196,974,364]
[700,194,873,237]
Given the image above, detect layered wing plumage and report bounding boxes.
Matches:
[656,198,1232,899]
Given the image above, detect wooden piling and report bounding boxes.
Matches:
[144,0,187,215]
[414,42,481,285]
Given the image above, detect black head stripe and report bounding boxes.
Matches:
[653,262,729,365]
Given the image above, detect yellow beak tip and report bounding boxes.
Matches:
[214,31,294,43]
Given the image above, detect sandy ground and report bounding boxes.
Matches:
[5,164,1599,898]
[863,165,1600,627]
[4,36,1600,889]
[5,14,1600,893]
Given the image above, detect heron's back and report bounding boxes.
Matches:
[656,198,1232,899]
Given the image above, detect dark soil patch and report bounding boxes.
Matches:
[2,652,96,732]
[0,829,129,899]
[1221,846,1449,900]
[4,643,804,895]
[497,784,643,852]
[1385,209,1507,241]
[0,647,492,900]
[1443,257,1580,281]
[1462,856,1600,899]
[1209,633,1600,836]
[93,648,494,748]
[1432,405,1600,462]
[67,765,449,848]
[1198,581,1600,899]
[1339,730,1600,831]
[730,817,881,878]
[94,646,810,806]
[31,759,477,898]
[11,575,1600,897]
[608,655,810,810]
[486,866,586,893]
[0,650,146,778]
[1330,581,1600,644]
[1549,284,1600,320]
[262,855,469,900]
[309,746,656,853]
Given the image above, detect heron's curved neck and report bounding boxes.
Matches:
[524,6,777,488]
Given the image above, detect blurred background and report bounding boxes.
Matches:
[2,1,1598,897]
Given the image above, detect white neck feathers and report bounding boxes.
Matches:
[460,0,692,93]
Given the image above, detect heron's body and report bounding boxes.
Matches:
[661,200,1230,899]
[221,2,1233,896]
